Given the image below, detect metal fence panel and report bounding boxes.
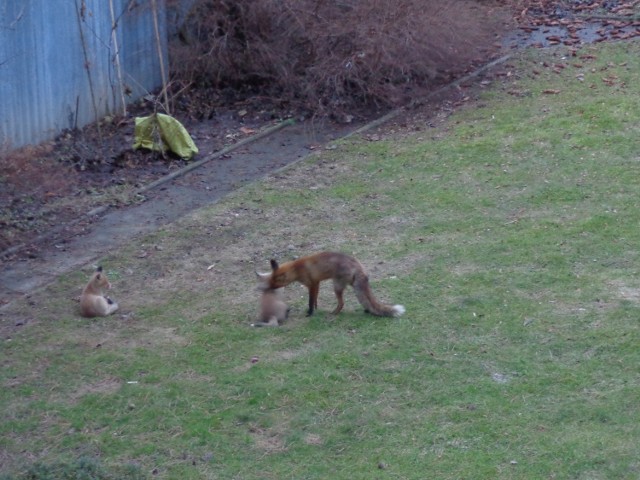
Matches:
[0,0,167,150]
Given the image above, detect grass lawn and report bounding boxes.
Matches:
[2,40,640,479]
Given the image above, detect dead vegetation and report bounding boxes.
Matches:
[169,0,508,119]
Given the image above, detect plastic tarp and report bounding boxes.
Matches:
[133,113,198,160]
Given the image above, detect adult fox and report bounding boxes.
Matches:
[80,266,119,317]
[257,252,405,317]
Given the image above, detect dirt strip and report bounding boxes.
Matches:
[0,120,354,306]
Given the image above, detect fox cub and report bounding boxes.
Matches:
[80,266,119,317]
[252,273,290,327]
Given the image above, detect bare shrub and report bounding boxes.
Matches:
[169,0,508,117]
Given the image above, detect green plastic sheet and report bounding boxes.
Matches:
[133,113,198,160]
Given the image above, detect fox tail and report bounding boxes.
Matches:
[353,273,405,317]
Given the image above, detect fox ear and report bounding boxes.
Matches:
[255,270,270,279]
[270,259,279,271]
[96,266,103,272]
[96,274,102,280]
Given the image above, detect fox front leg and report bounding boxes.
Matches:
[307,283,320,316]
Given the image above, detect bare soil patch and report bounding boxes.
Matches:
[0,96,292,257]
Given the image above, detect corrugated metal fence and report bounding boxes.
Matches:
[0,0,167,150]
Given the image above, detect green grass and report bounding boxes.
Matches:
[3,41,640,479]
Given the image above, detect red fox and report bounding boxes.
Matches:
[80,266,119,317]
[257,252,405,317]
[251,285,290,327]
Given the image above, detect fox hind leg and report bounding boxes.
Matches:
[107,300,119,315]
[100,296,119,316]
[332,282,345,315]
[331,287,344,315]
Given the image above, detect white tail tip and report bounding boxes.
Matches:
[392,305,405,317]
